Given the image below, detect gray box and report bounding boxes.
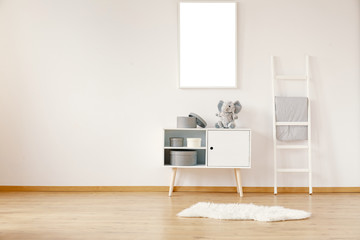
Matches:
[177,116,197,128]
[170,137,184,147]
[170,150,197,166]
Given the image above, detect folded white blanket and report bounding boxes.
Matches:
[275,97,308,141]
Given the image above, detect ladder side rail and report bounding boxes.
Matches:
[271,56,278,195]
[306,55,312,194]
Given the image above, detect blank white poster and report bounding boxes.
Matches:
[179,2,237,88]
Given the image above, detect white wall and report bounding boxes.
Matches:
[0,0,359,187]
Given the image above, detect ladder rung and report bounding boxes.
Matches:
[276,122,308,126]
[277,168,309,173]
[276,145,308,149]
[276,75,307,80]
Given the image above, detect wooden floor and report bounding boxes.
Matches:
[0,192,360,240]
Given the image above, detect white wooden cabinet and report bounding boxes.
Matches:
[163,128,251,197]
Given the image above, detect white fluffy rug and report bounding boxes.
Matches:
[177,202,311,222]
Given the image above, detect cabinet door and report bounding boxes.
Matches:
[207,130,250,167]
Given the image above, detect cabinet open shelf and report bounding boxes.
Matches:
[164,129,207,148]
[163,164,206,168]
[164,147,206,150]
[164,149,206,166]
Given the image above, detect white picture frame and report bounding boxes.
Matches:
[178,2,238,89]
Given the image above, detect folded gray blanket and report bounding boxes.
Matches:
[275,97,308,141]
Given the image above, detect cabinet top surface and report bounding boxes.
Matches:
[164,128,251,131]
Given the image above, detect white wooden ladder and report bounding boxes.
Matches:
[271,55,312,195]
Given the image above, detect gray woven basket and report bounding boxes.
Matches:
[170,150,197,166]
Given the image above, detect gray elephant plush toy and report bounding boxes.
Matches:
[215,100,242,128]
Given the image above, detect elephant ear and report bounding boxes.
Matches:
[217,100,224,112]
[234,100,242,114]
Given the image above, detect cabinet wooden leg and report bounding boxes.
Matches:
[169,168,177,197]
[234,169,239,193]
[235,168,243,197]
